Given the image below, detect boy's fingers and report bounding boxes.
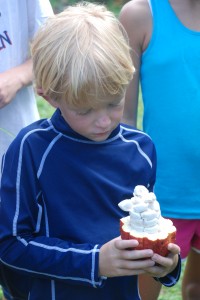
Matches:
[167,243,180,254]
[114,238,139,250]
[119,258,155,272]
[114,238,154,260]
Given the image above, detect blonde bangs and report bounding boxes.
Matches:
[31,2,134,106]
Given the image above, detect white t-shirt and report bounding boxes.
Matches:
[0,0,53,161]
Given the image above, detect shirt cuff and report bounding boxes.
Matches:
[154,254,181,287]
[92,244,107,288]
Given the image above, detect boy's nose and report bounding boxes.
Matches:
[95,110,111,128]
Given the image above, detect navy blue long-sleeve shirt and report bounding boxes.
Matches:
[0,109,180,299]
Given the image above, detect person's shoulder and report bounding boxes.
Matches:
[3,118,54,167]
[19,118,49,136]
[119,0,152,52]
[120,0,151,25]
[120,124,156,165]
[9,118,50,149]
[120,123,153,142]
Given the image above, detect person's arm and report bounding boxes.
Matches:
[0,134,105,288]
[0,59,33,109]
[119,0,152,126]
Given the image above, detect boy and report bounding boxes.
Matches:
[0,3,180,299]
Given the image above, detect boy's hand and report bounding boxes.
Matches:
[142,243,180,278]
[99,237,155,277]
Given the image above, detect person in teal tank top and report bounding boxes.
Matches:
[120,0,200,299]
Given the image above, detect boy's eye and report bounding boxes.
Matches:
[77,109,92,115]
[109,100,122,107]
[109,103,119,107]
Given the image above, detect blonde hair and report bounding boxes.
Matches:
[32,2,134,108]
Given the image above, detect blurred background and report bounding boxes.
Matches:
[50,0,124,14]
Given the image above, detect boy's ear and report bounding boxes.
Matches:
[37,88,58,108]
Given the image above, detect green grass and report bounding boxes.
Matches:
[158,261,185,300]
[36,96,55,119]
[137,88,144,130]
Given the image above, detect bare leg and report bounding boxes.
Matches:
[182,248,200,300]
[138,274,162,300]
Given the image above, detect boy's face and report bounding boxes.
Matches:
[57,95,125,142]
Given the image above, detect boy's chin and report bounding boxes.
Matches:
[88,131,112,141]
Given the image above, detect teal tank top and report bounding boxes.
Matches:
[141,0,200,218]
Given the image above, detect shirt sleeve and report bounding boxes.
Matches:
[27,0,54,40]
[154,254,181,287]
[0,133,105,288]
